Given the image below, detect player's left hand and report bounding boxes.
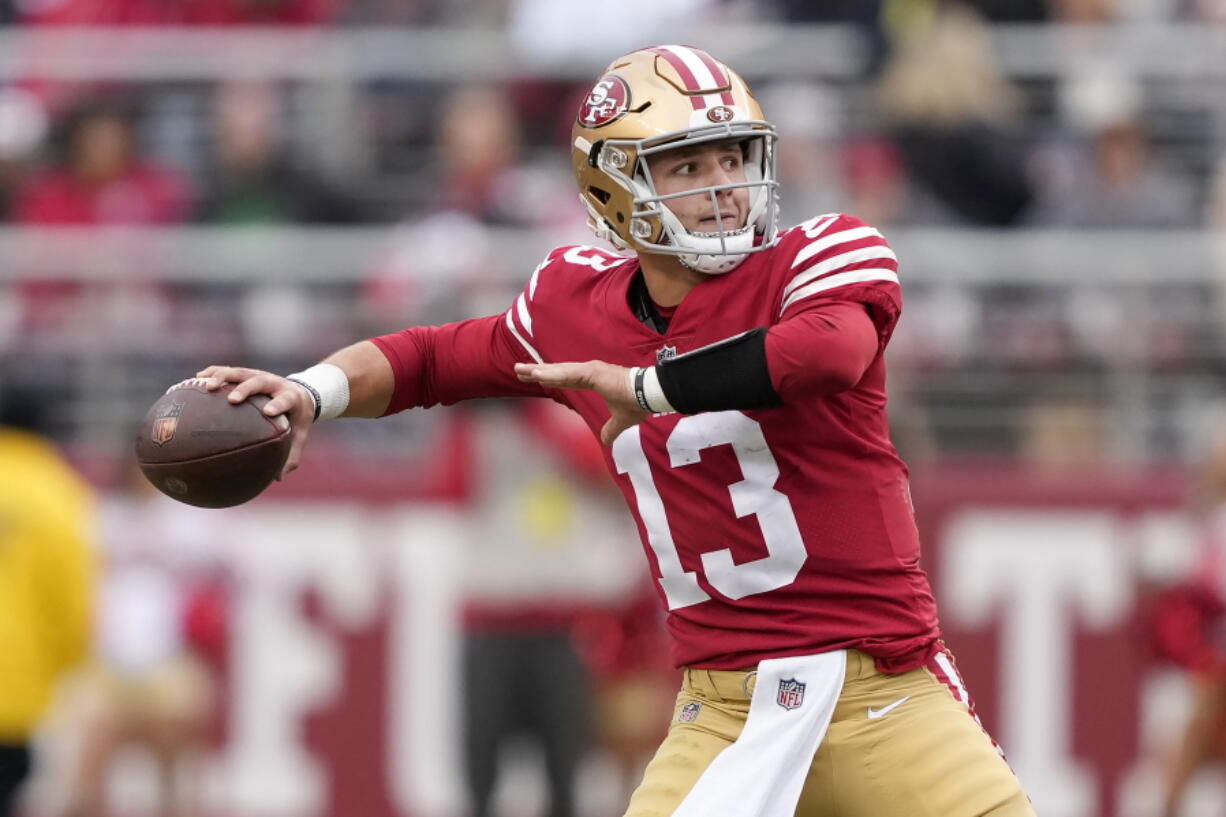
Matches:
[515,361,649,445]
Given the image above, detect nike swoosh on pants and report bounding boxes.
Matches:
[866,695,911,720]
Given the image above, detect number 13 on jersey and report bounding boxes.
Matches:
[612,411,808,610]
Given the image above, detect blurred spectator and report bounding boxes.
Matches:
[459,399,643,817]
[0,380,96,817]
[12,99,192,225]
[9,99,191,350]
[835,135,964,227]
[1149,427,1226,817]
[57,461,223,817]
[1026,69,1198,229]
[1018,393,1113,472]
[874,0,1035,226]
[359,81,577,327]
[1182,0,1226,19]
[19,0,343,25]
[431,84,557,228]
[197,80,363,364]
[200,80,363,225]
[360,211,495,336]
[0,87,49,220]
[576,581,673,812]
[434,84,520,224]
[839,136,908,227]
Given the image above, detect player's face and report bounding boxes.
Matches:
[647,140,750,234]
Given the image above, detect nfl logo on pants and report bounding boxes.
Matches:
[776,678,806,710]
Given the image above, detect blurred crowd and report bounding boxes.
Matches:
[3,3,1226,816]
[0,0,1224,463]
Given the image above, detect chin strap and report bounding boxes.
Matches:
[661,206,753,275]
[677,249,749,275]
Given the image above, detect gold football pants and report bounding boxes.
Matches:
[624,648,1035,817]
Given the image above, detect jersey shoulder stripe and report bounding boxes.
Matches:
[782,268,900,313]
[504,309,543,363]
[504,251,556,363]
[778,214,899,317]
[505,244,631,362]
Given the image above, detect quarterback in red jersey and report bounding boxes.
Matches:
[200,45,1034,817]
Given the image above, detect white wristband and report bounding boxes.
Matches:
[287,363,350,421]
[627,366,676,415]
[642,366,676,414]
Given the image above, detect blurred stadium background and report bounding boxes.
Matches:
[3,0,1226,816]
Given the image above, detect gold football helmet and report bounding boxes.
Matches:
[571,45,779,275]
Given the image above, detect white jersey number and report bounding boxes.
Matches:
[612,412,807,609]
[563,245,624,272]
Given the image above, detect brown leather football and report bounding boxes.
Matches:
[135,378,292,508]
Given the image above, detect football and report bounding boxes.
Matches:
[135,378,292,508]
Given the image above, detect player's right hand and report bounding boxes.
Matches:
[196,365,316,479]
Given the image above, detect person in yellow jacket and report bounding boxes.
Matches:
[0,385,95,817]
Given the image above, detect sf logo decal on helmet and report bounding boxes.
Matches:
[579,75,630,128]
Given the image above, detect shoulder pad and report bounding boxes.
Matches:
[778,213,899,316]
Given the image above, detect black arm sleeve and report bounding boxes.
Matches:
[655,328,783,414]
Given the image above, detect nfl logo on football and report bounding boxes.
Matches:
[776,678,805,711]
[151,401,184,447]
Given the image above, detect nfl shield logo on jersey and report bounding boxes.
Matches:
[656,345,677,364]
[678,702,702,723]
[776,678,806,710]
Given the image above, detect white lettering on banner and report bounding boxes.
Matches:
[943,510,1132,817]
[118,500,1201,817]
[385,508,466,817]
[224,507,379,816]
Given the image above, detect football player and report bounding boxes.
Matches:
[199,45,1035,816]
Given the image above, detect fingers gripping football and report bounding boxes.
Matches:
[196,365,316,477]
[514,360,649,445]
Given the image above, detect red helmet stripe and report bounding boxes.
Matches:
[651,46,706,109]
[681,47,736,106]
[692,48,730,88]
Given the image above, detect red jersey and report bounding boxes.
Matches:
[13,165,192,225]
[372,213,941,672]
